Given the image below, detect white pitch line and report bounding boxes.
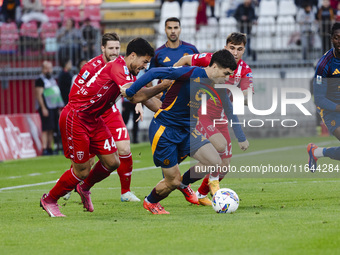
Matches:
[0,141,336,192]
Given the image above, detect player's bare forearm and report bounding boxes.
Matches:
[143,97,162,112]
[127,80,173,103]
[173,55,193,67]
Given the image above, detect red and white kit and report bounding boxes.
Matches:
[61,56,134,163]
[191,52,253,158]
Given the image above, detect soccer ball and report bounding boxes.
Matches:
[212,188,239,213]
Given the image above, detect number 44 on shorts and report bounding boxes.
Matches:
[104,137,117,151]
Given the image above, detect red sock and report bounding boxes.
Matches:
[81,161,111,191]
[117,153,133,194]
[48,167,82,201]
[197,175,210,196]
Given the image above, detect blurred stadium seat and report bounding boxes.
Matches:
[278,0,297,16]
[84,5,101,22]
[253,16,276,51]
[40,22,58,53]
[41,0,62,7]
[64,6,82,23]
[274,15,298,50]
[181,1,198,19]
[160,1,181,20]
[44,6,62,24]
[258,0,278,17]
[0,23,19,52]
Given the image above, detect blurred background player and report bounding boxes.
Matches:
[66,33,142,203]
[149,17,199,70]
[40,38,155,217]
[122,49,248,214]
[174,32,253,205]
[308,23,340,171]
[35,61,64,156]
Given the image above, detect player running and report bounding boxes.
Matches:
[174,32,253,205]
[122,49,249,214]
[40,38,155,217]
[308,23,340,171]
[68,32,143,203]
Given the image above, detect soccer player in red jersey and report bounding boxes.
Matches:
[40,38,155,217]
[65,33,142,202]
[174,32,253,205]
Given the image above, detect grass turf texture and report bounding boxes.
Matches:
[1,136,340,255]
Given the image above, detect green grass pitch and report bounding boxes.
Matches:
[1,136,340,255]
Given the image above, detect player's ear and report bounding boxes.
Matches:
[101,45,105,53]
[130,52,137,60]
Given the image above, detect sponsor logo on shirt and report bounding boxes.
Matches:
[124,66,129,75]
[198,53,206,58]
[316,75,322,85]
[246,73,253,77]
[82,70,90,80]
[332,69,340,75]
[78,79,84,84]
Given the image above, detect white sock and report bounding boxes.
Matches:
[196,191,206,199]
[179,183,188,189]
[314,147,324,158]
[209,175,219,181]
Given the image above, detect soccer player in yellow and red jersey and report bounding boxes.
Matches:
[174,32,253,205]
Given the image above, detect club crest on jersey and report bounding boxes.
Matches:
[246,73,253,77]
[124,66,129,75]
[198,53,206,58]
[82,70,90,80]
[316,75,322,85]
[77,151,84,160]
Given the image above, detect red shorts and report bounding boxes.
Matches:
[59,105,118,164]
[101,107,130,142]
[196,114,232,159]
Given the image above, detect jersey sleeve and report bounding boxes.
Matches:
[126,66,192,97]
[191,53,212,67]
[35,78,44,88]
[239,66,254,92]
[108,61,133,88]
[313,60,337,111]
[217,88,246,142]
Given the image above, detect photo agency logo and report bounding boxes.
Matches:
[199,84,313,128]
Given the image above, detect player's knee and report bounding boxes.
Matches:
[103,154,120,172]
[118,147,131,156]
[214,142,228,154]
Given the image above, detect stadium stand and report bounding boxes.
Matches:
[258,0,278,17]
[43,6,62,24]
[278,0,298,16]
[0,22,19,53]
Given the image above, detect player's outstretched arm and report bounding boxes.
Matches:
[173,55,193,67]
[121,79,173,103]
[125,67,188,98]
[217,88,247,145]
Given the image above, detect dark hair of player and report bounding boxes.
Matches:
[165,17,181,27]
[331,23,340,36]
[226,32,247,46]
[101,32,120,47]
[126,37,155,57]
[209,49,237,71]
